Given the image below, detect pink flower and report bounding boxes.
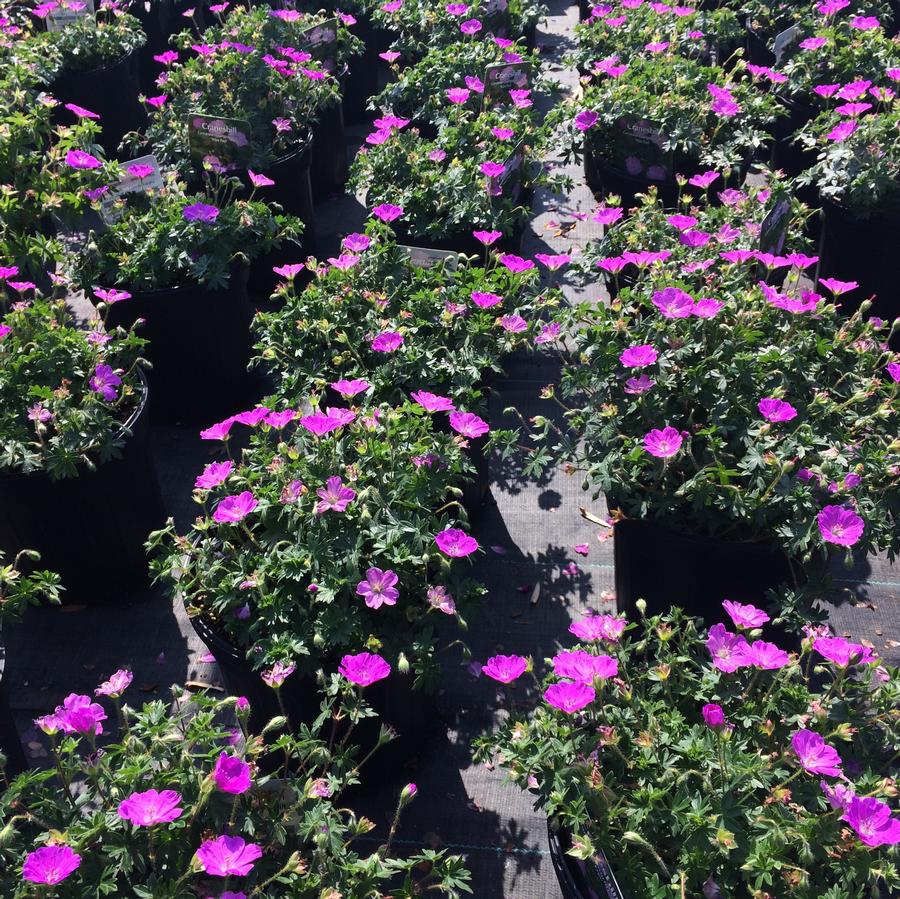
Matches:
[652,287,694,318]
[624,374,655,394]
[544,681,595,713]
[90,364,121,402]
[427,585,456,614]
[356,567,399,609]
[411,390,455,412]
[574,109,598,131]
[153,50,179,64]
[213,492,257,524]
[739,640,790,669]
[481,161,505,178]
[146,94,168,108]
[315,476,355,513]
[460,17,482,33]
[535,322,561,345]
[262,662,296,687]
[886,362,900,382]
[707,84,740,117]
[329,377,369,397]
[535,253,570,271]
[758,397,798,422]
[799,36,827,50]
[196,835,263,877]
[842,796,900,847]
[619,344,657,368]
[680,229,711,248]
[183,202,220,223]
[264,409,297,429]
[821,779,855,812]
[850,14,879,29]
[817,505,864,547]
[482,654,528,683]
[574,544,589,556]
[200,418,235,441]
[93,287,132,304]
[372,203,403,222]
[379,50,400,62]
[447,87,471,104]
[339,652,391,686]
[65,149,102,169]
[569,614,626,643]
[22,846,82,885]
[722,600,769,629]
[343,233,372,253]
[706,623,749,673]
[497,253,535,273]
[702,703,727,730]
[329,254,360,271]
[233,407,269,426]
[95,669,133,697]
[371,331,404,352]
[473,230,502,246]
[491,127,515,140]
[213,753,252,794]
[593,206,624,226]
[273,263,304,279]
[818,277,858,295]
[813,636,875,667]
[449,411,490,438]
[118,789,183,826]
[552,650,618,683]
[499,314,528,333]
[792,729,842,777]
[471,291,503,309]
[299,413,343,436]
[56,693,107,736]
[434,527,479,557]
[692,297,724,318]
[827,120,858,142]
[688,170,719,189]
[247,170,274,188]
[643,426,683,458]
[64,102,99,119]
[667,214,697,230]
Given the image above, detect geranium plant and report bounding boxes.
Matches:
[68,172,302,291]
[477,604,900,898]
[0,549,62,622]
[149,396,486,683]
[0,292,148,479]
[0,677,471,896]
[253,219,554,406]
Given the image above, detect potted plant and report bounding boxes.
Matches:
[148,395,486,748]
[0,678,471,896]
[795,68,900,326]
[557,54,784,204]
[0,550,62,775]
[0,290,164,603]
[475,605,900,899]
[26,0,147,155]
[530,217,899,625]
[68,171,302,422]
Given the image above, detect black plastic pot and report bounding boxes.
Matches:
[0,378,165,604]
[133,0,175,94]
[50,51,144,158]
[342,12,379,125]
[394,205,529,257]
[613,517,796,625]
[744,19,775,67]
[0,630,27,777]
[819,197,900,334]
[311,92,349,201]
[548,823,626,899]
[189,612,435,774]
[771,95,816,179]
[104,269,255,424]
[585,141,682,208]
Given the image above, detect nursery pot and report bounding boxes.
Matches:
[311,80,349,201]
[342,13,379,125]
[819,197,900,332]
[50,51,144,158]
[771,95,816,180]
[0,376,165,604]
[548,822,626,899]
[393,206,530,257]
[612,517,796,625]
[104,268,255,424]
[188,612,435,774]
[133,0,175,94]
[0,628,27,777]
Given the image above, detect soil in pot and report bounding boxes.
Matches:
[612,516,797,626]
[0,377,165,604]
[50,51,144,158]
[103,268,256,424]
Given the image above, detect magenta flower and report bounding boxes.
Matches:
[213,753,252,794]
[482,654,528,683]
[262,661,296,687]
[28,403,51,422]
[154,49,179,64]
[213,491,257,524]
[233,407,269,426]
[535,322,561,345]
[196,835,262,877]
[428,149,447,162]
[817,505,864,547]
[273,263,304,279]
[619,344,657,368]
[299,413,343,436]
[93,287,132,304]
[842,796,900,847]
[473,229,502,246]
[569,614,626,643]
[535,253,571,271]
[813,636,875,667]
[460,17,482,33]
[88,364,121,402]
[95,669,133,697]
[247,170,274,188]
[707,84,740,117]
[339,652,391,686]
[758,398,798,422]
[427,584,456,614]
[56,693,107,736]
[480,161,505,178]
[371,331,404,352]
[652,287,694,318]
[680,229,712,248]
[818,277,858,295]
[643,426,683,458]
[372,203,403,222]
[499,314,528,333]
[342,233,372,253]
[411,390,455,412]
[706,623,749,673]
[701,703,727,730]
[199,418,234,442]
[449,411,490,438]
[491,127,515,140]
[574,109,598,131]
[886,362,900,382]
[64,102,99,119]
[739,640,790,670]
[594,205,624,225]
[447,87,471,104]
[722,600,769,630]
[544,681,595,714]
[850,14,879,29]
[792,729,843,777]
[821,779,855,812]
[182,202,220,223]
[552,650,618,683]
[434,527,479,557]
[624,374,655,394]
[471,291,503,308]
[315,476,356,514]
[329,254,360,271]
[22,845,82,885]
[498,253,535,273]
[264,409,296,429]
[118,789,183,826]
[667,214,697,230]
[827,120,858,142]
[692,297,724,319]
[331,378,370,397]
[146,94,168,108]
[65,149,102,169]
[688,171,719,189]
[356,567,400,609]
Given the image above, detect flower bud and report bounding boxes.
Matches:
[397,653,410,675]
[635,598,647,617]
[400,782,418,805]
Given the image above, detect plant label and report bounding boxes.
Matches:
[488,140,526,205]
[758,189,791,256]
[581,848,626,899]
[483,0,511,37]
[300,16,338,71]
[483,61,532,109]
[100,155,165,224]
[45,0,94,32]
[772,24,800,64]
[187,114,253,175]
[596,116,673,182]
[398,245,460,271]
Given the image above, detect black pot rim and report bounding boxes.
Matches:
[55,48,135,80]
